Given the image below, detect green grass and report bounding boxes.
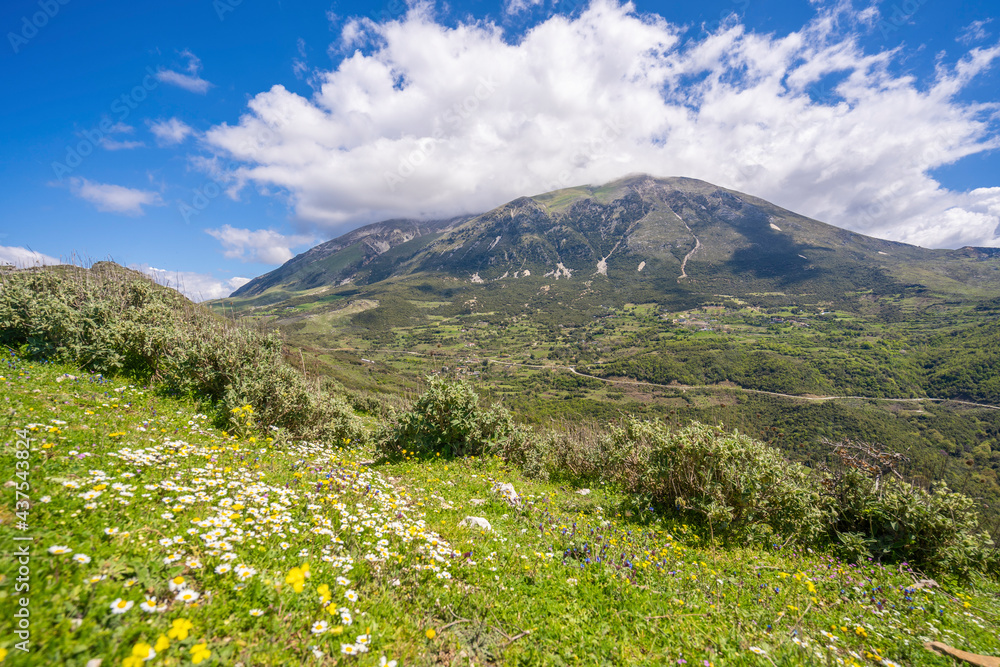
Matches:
[2,353,999,665]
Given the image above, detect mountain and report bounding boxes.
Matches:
[230,175,1000,307]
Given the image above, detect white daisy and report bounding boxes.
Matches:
[110,598,134,614]
[175,589,200,603]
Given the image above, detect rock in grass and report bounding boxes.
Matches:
[469,498,487,506]
[576,488,590,495]
[458,516,492,532]
[491,482,521,507]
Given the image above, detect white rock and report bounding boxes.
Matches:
[576,489,591,495]
[491,482,521,507]
[469,499,487,506]
[458,516,493,532]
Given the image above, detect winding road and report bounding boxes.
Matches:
[364,348,1000,411]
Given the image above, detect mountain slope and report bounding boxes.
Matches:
[232,216,473,298]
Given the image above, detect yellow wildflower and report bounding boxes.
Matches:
[191,643,211,664]
[168,618,194,641]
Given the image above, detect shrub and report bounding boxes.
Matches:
[598,419,832,545]
[379,377,529,457]
[0,263,365,445]
[826,467,997,579]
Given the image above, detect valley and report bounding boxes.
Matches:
[208,177,1000,532]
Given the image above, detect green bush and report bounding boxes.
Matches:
[379,377,530,457]
[0,263,365,445]
[598,419,832,545]
[827,468,997,578]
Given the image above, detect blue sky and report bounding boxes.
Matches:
[2,0,999,300]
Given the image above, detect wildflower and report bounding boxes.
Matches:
[341,644,358,655]
[285,563,310,593]
[749,647,766,655]
[140,597,159,612]
[168,618,194,640]
[380,657,398,667]
[48,545,71,555]
[168,576,187,591]
[336,576,351,586]
[104,527,119,536]
[426,628,436,640]
[110,598,134,614]
[344,589,358,602]
[249,608,264,617]
[122,642,155,667]
[356,634,371,647]
[176,589,200,603]
[154,635,170,652]
[191,643,211,664]
[72,553,91,564]
[312,621,329,634]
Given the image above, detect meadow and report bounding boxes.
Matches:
[1,352,999,665]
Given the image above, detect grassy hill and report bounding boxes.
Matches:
[2,353,1000,666]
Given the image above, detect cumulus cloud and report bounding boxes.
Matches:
[205,225,314,265]
[0,246,62,268]
[203,0,1000,249]
[132,264,251,302]
[149,118,195,146]
[69,178,163,216]
[156,50,213,94]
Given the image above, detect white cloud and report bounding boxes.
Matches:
[100,137,145,150]
[149,118,195,146]
[293,37,309,79]
[156,50,213,94]
[69,178,163,216]
[204,0,1000,249]
[504,0,543,15]
[132,264,251,302]
[0,246,62,268]
[205,224,314,265]
[959,19,992,45]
